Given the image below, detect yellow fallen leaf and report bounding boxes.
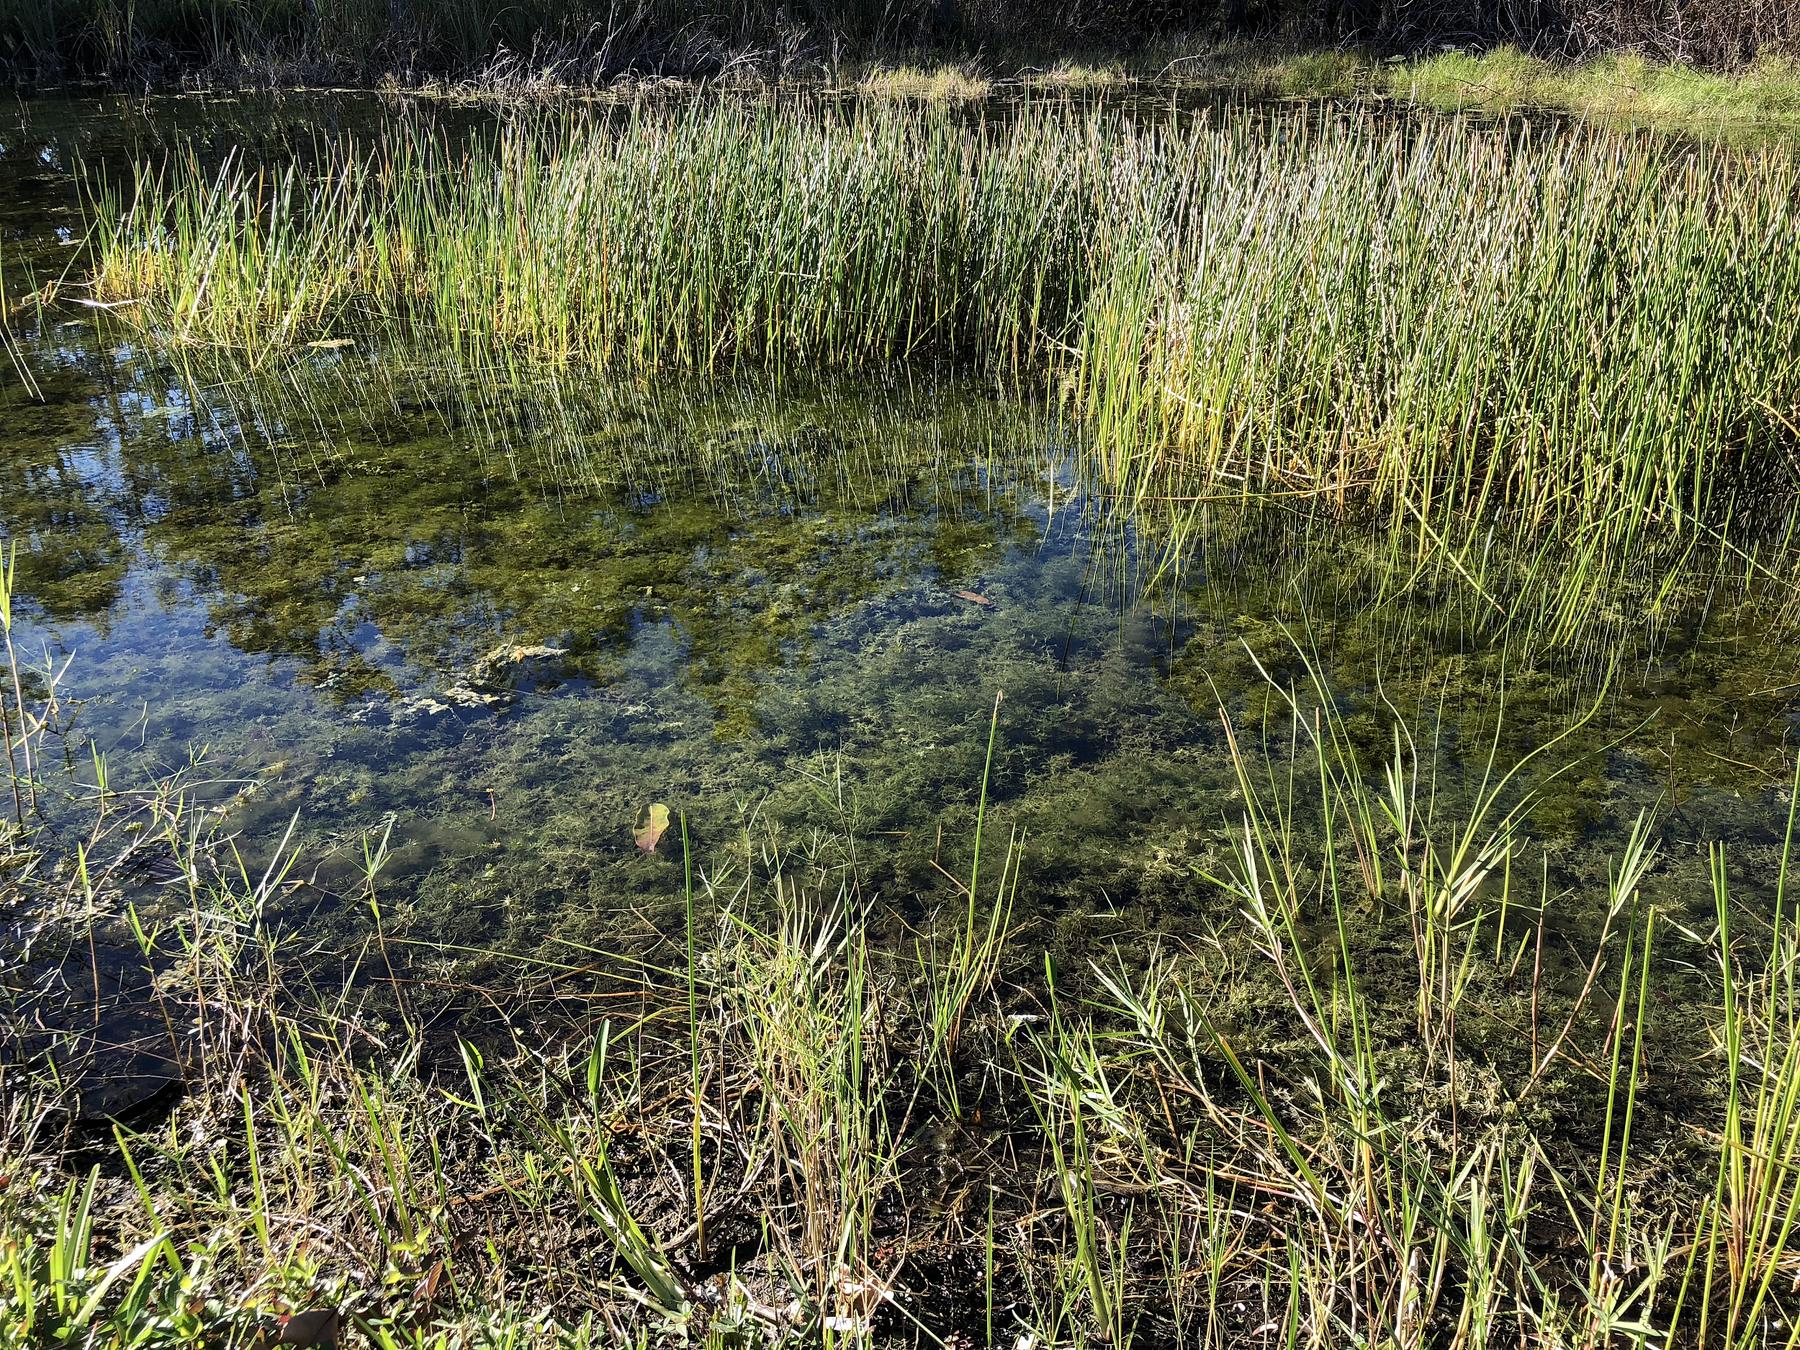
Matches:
[634,802,671,853]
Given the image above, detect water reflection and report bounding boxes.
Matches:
[0,339,1792,962]
[2,92,1798,965]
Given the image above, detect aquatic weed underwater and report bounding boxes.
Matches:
[4,618,1800,1347]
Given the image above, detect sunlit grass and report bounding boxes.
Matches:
[856,61,991,99]
[90,102,1800,545]
[1019,59,1127,89]
[1137,43,1800,125]
[8,630,1795,1345]
[1393,47,1800,124]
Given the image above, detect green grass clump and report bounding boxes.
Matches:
[1264,47,1371,97]
[855,62,991,98]
[1019,59,1128,88]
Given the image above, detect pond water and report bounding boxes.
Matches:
[3,93,1797,979]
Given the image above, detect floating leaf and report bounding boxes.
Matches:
[634,802,671,853]
[952,589,993,607]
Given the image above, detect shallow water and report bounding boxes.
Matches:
[3,93,1797,976]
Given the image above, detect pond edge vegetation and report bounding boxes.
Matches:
[8,51,1800,1350]
[5,581,1800,1345]
[6,0,1800,114]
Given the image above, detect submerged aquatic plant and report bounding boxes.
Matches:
[2,626,1799,1346]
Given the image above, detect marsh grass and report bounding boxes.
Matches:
[88,99,1800,610]
[1133,45,1800,125]
[1018,60,1127,89]
[855,62,991,99]
[917,689,1018,1112]
[1394,47,1800,124]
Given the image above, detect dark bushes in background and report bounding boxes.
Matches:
[1,0,1795,89]
[1563,0,1800,64]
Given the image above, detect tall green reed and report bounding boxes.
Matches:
[89,99,1800,611]
[1673,759,1800,1348]
[918,688,1020,1114]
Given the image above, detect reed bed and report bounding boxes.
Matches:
[89,101,1800,554]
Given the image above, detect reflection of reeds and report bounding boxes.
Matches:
[0,244,40,399]
[92,103,1800,588]
[160,342,1800,671]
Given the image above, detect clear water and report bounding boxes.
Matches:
[3,93,1797,978]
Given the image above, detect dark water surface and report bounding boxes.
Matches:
[3,93,1797,973]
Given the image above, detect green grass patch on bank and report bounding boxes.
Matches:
[1135,43,1800,125]
[1390,46,1800,123]
[811,46,1800,124]
[856,61,991,99]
